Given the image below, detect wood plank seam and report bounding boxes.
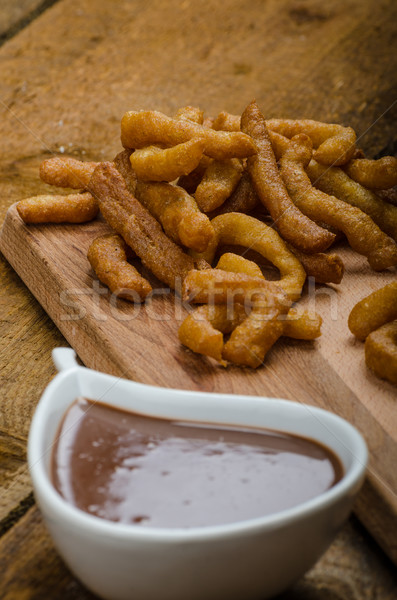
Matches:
[0,0,60,48]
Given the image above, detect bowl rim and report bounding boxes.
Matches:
[28,349,368,542]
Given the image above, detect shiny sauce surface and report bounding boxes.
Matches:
[51,398,343,528]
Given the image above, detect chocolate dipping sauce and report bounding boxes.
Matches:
[51,398,343,528]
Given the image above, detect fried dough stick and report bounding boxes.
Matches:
[287,245,345,284]
[343,156,397,190]
[179,302,321,364]
[179,304,248,364]
[113,148,215,253]
[182,268,287,305]
[212,110,292,160]
[266,118,356,166]
[365,321,397,385]
[88,162,198,290]
[348,282,397,341]
[241,101,335,253]
[113,149,137,194]
[179,253,321,365]
[17,192,98,223]
[209,171,259,216]
[194,158,244,212]
[87,234,152,301]
[134,180,215,253]
[121,110,256,160]
[192,212,306,302]
[307,160,397,243]
[175,106,204,124]
[129,139,205,182]
[279,135,397,271]
[40,156,99,189]
[216,254,308,367]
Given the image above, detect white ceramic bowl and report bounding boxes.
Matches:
[28,348,367,600]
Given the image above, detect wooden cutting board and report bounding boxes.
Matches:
[0,202,396,563]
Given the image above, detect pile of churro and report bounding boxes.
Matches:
[16,101,397,380]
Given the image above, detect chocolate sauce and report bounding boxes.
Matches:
[51,398,343,528]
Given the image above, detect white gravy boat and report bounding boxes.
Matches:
[28,347,367,600]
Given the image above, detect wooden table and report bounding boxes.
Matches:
[1,1,396,598]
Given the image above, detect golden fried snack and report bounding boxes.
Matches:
[217,254,315,367]
[177,155,212,194]
[280,135,397,271]
[365,321,397,385]
[211,110,295,160]
[88,162,200,289]
[266,118,356,166]
[240,100,335,253]
[40,156,99,189]
[283,308,322,340]
[212,111,241,132]
[216,252,263,278]
[135,180,215,252]
[129,139,205,182]
[222,293,290,368]
[17,192,98,224]
[194,158,244,212]
[348,282,397,341]
[182,267,288,306]
[179,254,321,365]
[121,110,256,159]
[307,160,397,243]
[288,245,345,285]
[179,303,321,364]
[376,187,397,207]
[113,149,137,194]
[87,234,152,301]
[209,171,259,216]
[211,248,291,368]
[175,106,204,124]
[343,156,397,190]
[217,253,322,339]
[178,303,248,364]
[192,212,306,301]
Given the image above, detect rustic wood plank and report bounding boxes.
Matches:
[1,204,396,563]
[0,0,45,39]
[1,506,396,600]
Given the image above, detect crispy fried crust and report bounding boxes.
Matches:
[343,156,397,190]
[365,321,397,385]
[307,159,397,243]
[209,171,259,216]
[40,156,99,189]
[87,233,152,301]
[129,139,205,182]
[280,136,397,271]
[113,149,137,194]
[121,110,256,159]
[348,282,397,341]
[191,212,306,301]
[175,106,204,124]
[241,101,335,253]
[211,110,293,160]
[288,245,345,285]
[182,268,287,305]
[17,192,98,223]
[135,180,215,253]
[88,162,198,289]
[194,158,244,212]
[266,118,356,166]
[179,254,321,366]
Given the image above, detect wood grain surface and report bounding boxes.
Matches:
[1,0,396,597]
